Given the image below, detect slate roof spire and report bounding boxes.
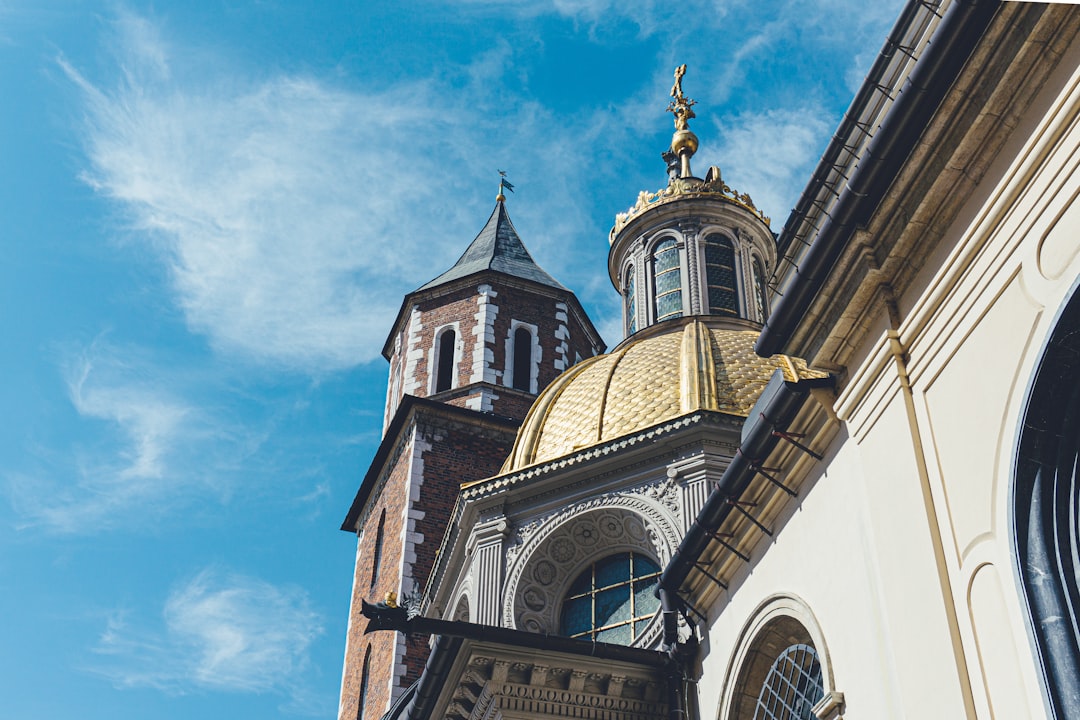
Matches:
[418,199,566,291]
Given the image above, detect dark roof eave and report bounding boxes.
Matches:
[659,371,834,595]
[339,396,520,532]
[755,0,1000,358]
[380,269,603,360]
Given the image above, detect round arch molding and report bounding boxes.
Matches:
[502,497,681,643]
[718,594,842,720]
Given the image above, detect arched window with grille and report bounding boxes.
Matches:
[752,255,769,322]
[652,239,683,322]
[727,612,830,720]
[704,233,738,316]
[434,328,456,393]
[559,552,661,645]
[625,265,637,335]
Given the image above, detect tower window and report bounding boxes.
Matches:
[652,239,683,322]
[704,234,737,316]
[370,510,385,589]
[356,645,371,720]
[512,327,533,392]
[752,256,769,322]
[435,329,456,393]
[560,552,661,644]
[625,265,637,335]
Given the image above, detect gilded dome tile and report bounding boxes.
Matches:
[500,318,824,473]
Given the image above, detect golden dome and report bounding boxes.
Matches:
[501,317,824,473]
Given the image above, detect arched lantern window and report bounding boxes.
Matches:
[625,265,637,335]
[704,234,738,316]
[652,239,683,322]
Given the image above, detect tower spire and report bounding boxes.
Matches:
[666,64,699,179]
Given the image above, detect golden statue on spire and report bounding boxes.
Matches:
[667,64,697,131]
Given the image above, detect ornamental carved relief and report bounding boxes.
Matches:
[501,488,682,640]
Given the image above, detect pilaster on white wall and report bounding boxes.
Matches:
[472,285,499,385]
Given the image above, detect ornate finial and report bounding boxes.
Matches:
[665,64,699,179]
[667,64,697,132]
[497,170,515,202]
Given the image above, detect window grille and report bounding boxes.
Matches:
[704,234,738,316]
[652,240,683,322]
[560,552,660,644]
[753,643,824,720]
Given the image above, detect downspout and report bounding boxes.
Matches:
[883,291,978,718]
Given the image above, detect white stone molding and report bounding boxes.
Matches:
[402,305,425,398]
[428,321,462,395]
[553,302,570,372]
[718,593,837,720]
[504,319,540,393]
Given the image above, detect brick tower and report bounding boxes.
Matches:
[337,194,604,720]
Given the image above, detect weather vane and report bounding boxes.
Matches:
[667,64,697,131]
[497,170,515,201]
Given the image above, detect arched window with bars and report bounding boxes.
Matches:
[703,234,738,316]
[652,239,683,322]
[752,255,769,322]
[625,265,637,335]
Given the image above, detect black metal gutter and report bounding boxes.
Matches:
[755,0,1001,358]
[658,372,833,608]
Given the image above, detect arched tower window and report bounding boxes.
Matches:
[370,510,385,589]
[560,552,661,644]
[356,645,371,720]
[625,265,637,335]
[752,256,769,322]
[1015,289,1080,716]
[435,328,456,393]
[512,327,533,392]
[704,234,738,316]
[652,239,683,322]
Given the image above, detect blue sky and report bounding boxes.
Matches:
[1,1,903,717]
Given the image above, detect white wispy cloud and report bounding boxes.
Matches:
[61,12,599,373]
[91,567,324,709]
[703,106,834,224]
[8,340,214,533]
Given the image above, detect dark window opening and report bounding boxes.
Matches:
[370,511,385,589]
[513,327,532,392]
[626,265,637,335]
[356,645,371,720]
[1015,288,1080,717]
[435,330,455,393]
